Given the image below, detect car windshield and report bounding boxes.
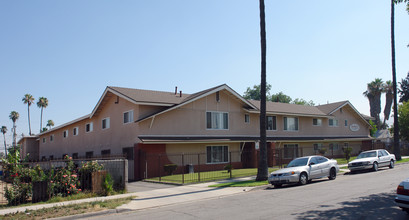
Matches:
[357,151,377,159]
[287,158,309,167]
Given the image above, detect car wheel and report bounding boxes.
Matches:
[372,162,378,172]
[299,173,308,185]
[389,160,395,169]
[274,184,282,188]
[328,168,336,180]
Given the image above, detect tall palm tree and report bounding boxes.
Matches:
[383,80,393,127]
[1,126,7,157]
[363,78,384,128]
[46,119,54,130]
[9,111,19,150]
[22,94,35,135]
[256,0,268,181]
[37,97,48,133]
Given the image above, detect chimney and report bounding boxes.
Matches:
[180,90,182,97]
[175,86,178,95]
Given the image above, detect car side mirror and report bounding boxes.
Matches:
[309,162,315,166]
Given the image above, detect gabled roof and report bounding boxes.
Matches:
[136,84,258,122]
[248,100,327,117]
[317,101,370,126]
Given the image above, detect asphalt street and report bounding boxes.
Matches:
[93,163,409,220]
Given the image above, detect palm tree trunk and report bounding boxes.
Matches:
[3,134,6,157]
[27,104,31,135]
[40,107,43,133]
[391,0,401,160]
[256,0,268,181]
[12,123,16,150]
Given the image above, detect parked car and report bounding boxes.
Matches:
[348,149,395,172]
[268,155,339,188]
[395,178,409,214]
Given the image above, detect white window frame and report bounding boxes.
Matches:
[283,144,299,159]
[63,130,68,138]
[329,118,339,127]
[284,117,299,131]
[206,111,229,130]
[102,117,110,130]
[73,127,79,136]
[206,145,229,164]
[313,118,322,126]
[123,110,134,124]
[85,122,93,133]
[267,116,277,131]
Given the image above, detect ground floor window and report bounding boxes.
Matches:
[283,144,298,159]
[206,146,229,164]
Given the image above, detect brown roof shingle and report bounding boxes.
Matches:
[248,100,327,116]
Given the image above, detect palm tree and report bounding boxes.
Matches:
[256,0,268,181]
[46,119,54,130]
[37,97,48,133]
[363,78,384,128]
[383,81,393,127]
[9,111,19,150]
[22,94,35,135]
[1,126,7,157]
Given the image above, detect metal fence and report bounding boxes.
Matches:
[0,156,127,206]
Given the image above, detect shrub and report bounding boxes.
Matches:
[49,156,80,197]
[343,147,353,163]
[318,148,327,155]
[5,178,31,206]
[79,161,104,174]
[102,173,114,196]
[224,164,233,173]
[163,164,177,175]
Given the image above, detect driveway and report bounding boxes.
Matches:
[126,181,177,193]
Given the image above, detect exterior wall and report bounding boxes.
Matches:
[19,137,39,161]
[39,95,140,159]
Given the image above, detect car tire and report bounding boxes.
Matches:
[299,173,308,185]
[328,168,336,180]
[389,160,395,169]
[274,184,282,188]
[372,162,378,172]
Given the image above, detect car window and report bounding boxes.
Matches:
[357,151,377,158]
[378,151,384,157]
[309,157,318,165]
[287,158,309,167]
[381,150,388,156]
[317,157,328,164]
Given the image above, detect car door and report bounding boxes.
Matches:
[379,150,389,167]
[308,157,321,179]
[317,156,330,175]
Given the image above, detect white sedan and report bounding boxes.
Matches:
[268,156,339,188]
[348,149,395,172]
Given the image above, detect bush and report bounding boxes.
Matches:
[224,164,233,173]
[318,148,327,155]
[5,179,31,206]
[49,156,81,197]
[164,164,177,175]
[102,173,114,196]
[343,147,353,163]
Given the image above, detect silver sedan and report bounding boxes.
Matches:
[268,156,339,188]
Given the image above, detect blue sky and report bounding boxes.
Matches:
[1,1,409,151]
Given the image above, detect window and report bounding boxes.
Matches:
[284,117,298,131]
[41,156,46,161]
[245,114,250,123]
[123,147,134,160]
[42,137,46,143]
[101,149,111,157]
[313,118,322,126]
[49,155,54,160]
[329,143,339,151]
[267,116,277,130]
[102,117,110,129]
[309,157,318,165]
[50,135,54,142]
[123,110,134,124]
[313,143,323,151]
[73,127,78,136]
[62,154,68,159]
[206,146,229,163]
[284,144,298,159]
[63,130,68,138]
[329,119,339,127]
[72,153,78,159]
[206,112,228,130]
[85,151,93,158]
[345,120,348,127]
[85,123,93,133]
[317,156,328,163]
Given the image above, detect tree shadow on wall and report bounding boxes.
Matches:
[293,192,407,220]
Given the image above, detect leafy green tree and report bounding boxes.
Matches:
[399,72,409,102]
[9,111,19,149]
[46,119,54,130]
[369,120,378,137]
[243,84,271,100]
[398,102,409,141]
[1,126,7,157]
[270,92,292,103]
[22,94,35,135]
[37,97,48,133]
[292,98,315,106]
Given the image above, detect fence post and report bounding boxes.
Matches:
[197,153,201,182]
[182,154,185,184]
[159,154,161,182]
[229,151,232,179]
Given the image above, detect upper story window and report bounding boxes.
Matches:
[42,137,46,143]
[267,116,277,130]
[102,117,110,129]
[313,118,322,126]
[85,122,93,133]
[63,130,68,138]
[284,117,298,131]
[206,111,228,130]
[245,114,250,124]
[73,127,78,136]
[50,135,54,142]
[345,120,348,127]
[123,110,134,124]
[329,119,339,127]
